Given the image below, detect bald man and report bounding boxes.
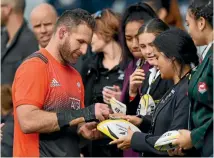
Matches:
[30,3,58,48]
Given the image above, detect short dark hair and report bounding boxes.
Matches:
[153,28,199,78]
[54,8,96,33]
[138,18,169,36]
[121,2,157,68]
[2,0,26,13]
[188,0,213,28]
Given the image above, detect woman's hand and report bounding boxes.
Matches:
[102,85,121,104]
[109,127,134,150]
[129,69,145,97]
[172,129,193,150]
[121,115,143,126]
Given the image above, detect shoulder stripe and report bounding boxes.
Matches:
[24,52,48,64]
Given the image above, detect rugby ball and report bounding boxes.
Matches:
[109,97,127,114]
[154,130,180,151]
[97,119,140,140]
[137,94,156,116]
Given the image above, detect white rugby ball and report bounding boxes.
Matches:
[97,119,141,140]
[154,130,180,151]
[110,97,127,114]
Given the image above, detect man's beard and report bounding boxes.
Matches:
[58,39,73,65]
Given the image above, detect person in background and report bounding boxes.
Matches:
[120,2,158,107]
[80,9,123,157]
[1,84,14,157]
[169,0,213,157]
[110,28,200,157]
[1,5,57,157]
[30,3,58,48]
[143,0,185,30]
[102,3,157,157]
[102,2,157,106]
[12,9,110,157]
[1,85,13,123]
[1,0,38,84]
[126,18,173,120]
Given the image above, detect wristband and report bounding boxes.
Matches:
[57,104,97,129]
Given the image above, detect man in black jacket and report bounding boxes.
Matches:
[1,0,38,84]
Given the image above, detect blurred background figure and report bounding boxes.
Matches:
[80,9,123,157]
[1,84,14,157]
[1,85,13,123]
[30,3,58,48]
[119,2,157,157]
[142,0,185,30]
[1,0,38,84]
[126,18,173,117]
[120,2,157,107]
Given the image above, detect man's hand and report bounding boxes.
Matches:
[92,128,104,140]
[109,127,134,150]
[78,122,103,140]
[94,103,111,121]
[172,129,193,150]
[78,122,97,140]
[102,85,121,104]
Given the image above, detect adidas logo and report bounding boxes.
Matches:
[50,78,60,87]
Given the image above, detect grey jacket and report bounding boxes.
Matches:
[1,20,38,84]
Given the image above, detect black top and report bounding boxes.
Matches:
[130,74,200,157]
[126,71,173,115]
[80,54,124,106]
[80,53,124,157]
[1,114,14,157]
[1,20,38,84]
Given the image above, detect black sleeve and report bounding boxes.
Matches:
[138,115,152,133]
[168,90,189,131]
[78,58,89,83]
[131,132,167,156]
[131,87,190,155]
[1,117,14,157]
[206,55,213,110]
[126,92,141,115]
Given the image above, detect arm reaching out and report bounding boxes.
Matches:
[16,103,110,134]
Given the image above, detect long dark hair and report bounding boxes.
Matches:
[138,18,169,36]
[188,0,213,28]
[121,2,157,68]
[153,28,199,78]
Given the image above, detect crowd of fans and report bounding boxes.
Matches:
[1,0,213,157]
